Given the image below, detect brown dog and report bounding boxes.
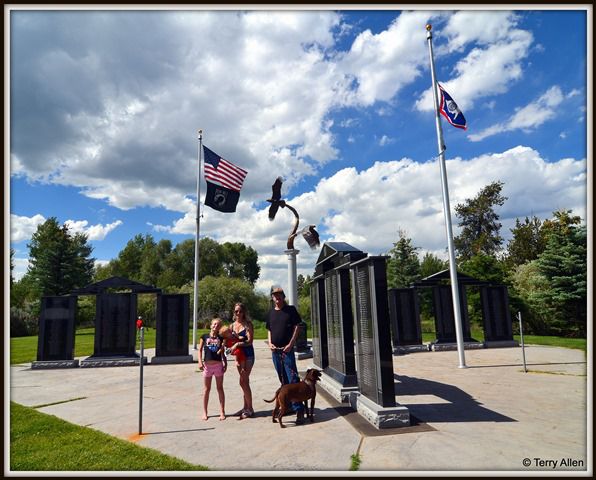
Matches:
[263,368,322,428]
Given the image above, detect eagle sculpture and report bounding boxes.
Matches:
[267,176,285,220]
[301,225,321,249]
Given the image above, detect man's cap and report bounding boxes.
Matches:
[271,286,285,295]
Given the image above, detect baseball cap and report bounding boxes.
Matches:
[271,286,285,295]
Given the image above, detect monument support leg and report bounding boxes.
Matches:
[285,249,299,306]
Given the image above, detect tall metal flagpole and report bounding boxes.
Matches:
[426,24,467,368]
[192,129,203,350]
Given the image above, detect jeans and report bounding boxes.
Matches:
[271,349,304,412]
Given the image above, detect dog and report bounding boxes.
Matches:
[263,368,322,428]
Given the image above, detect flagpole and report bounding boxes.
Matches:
[192,129,203,350]
[426,24,466,368]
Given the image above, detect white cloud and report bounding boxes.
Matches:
[416,12,533,112]
[10,214,46,243]
[468,86,564,141]
[64,219,123,240]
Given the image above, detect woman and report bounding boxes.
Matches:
[229,302,255,419]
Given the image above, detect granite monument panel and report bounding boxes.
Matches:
[323,268,357,386]
[480,285,513,342]
[310,278,329,369]
[350,256,395,408]
[155,294,190,357]
[93,292,137,357]
[432,285,473,343]
[387,288,422,347]
[37,296,77,361]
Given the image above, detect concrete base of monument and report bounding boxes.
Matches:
[318,371,359,403]
[484,340,520,348]
[393,344,430,355]
[79,356,148,367]
[348,391,411,429]
[430,341,484,352]
[31,359,80,369]
[296,348,313,360]
[150,354,194,364]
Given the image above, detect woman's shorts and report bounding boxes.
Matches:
[203,362,224,378]
[240,356,255,370]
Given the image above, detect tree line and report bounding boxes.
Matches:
[10,221,269,335]
[10,179,586,338]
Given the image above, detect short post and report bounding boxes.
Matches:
[517,311,527,373]
[138,319,145,434]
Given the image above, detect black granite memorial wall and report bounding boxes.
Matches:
[324,268,357,386]
[480,285,514,342]
[432,285,473,343]
[350,256,396,408]
[37,296,77,361]
[387,288,422,347]
[155,294,190,357]
[94,292,137,357]
[310,278,329,369]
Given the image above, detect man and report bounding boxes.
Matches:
[265,285,305,425]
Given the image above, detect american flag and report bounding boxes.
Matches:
[203,146,247,192]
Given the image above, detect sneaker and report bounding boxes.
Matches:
[295,410,305,425]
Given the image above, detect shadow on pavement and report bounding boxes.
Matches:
[394,374,516,424]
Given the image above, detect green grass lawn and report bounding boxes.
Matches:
[9,402,207,471]
[10,322,271,365]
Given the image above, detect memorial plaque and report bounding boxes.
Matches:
[350,256,395,408]
[481,286,513,341]
[93,293,137,357]
[323,269,357,385]
[37,296,77,361]
[388,288,422,347]
[310,278,328,369]
[155,294,190,357]
[432,285,473,343]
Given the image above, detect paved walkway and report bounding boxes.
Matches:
[9,343,591,474]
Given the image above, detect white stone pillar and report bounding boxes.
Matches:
[284,249,299,306]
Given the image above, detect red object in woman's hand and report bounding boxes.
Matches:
[136,318,143,329]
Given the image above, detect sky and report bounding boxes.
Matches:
[6,6,591,296]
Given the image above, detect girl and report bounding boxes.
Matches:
[197,318,227,420]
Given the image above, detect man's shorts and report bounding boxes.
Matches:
[203,362,224,378]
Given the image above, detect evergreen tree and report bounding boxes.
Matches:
[454,181,507,261]
[27,217,95,296]
[505,215,548,268]
[535,223,586,336]
[386,230,421,288]
[419,252,448,279]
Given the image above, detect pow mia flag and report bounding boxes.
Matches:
[205,182,240,213]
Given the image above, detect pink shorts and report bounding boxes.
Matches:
[203,362,224,378]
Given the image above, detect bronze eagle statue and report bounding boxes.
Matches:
[266,176,320,250]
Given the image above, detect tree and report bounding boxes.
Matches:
[505,215,548,268]
[221,242,260,285]
[534,223,586,336]
[454,181,507,261]
[27,217,95,296]
[419,252,448,279]
[386,229,421,289]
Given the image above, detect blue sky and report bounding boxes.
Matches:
[7,7,590,293]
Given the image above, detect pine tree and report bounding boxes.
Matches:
[27,218,95,296]
[454,181,507,261]
[386,230,421,288]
